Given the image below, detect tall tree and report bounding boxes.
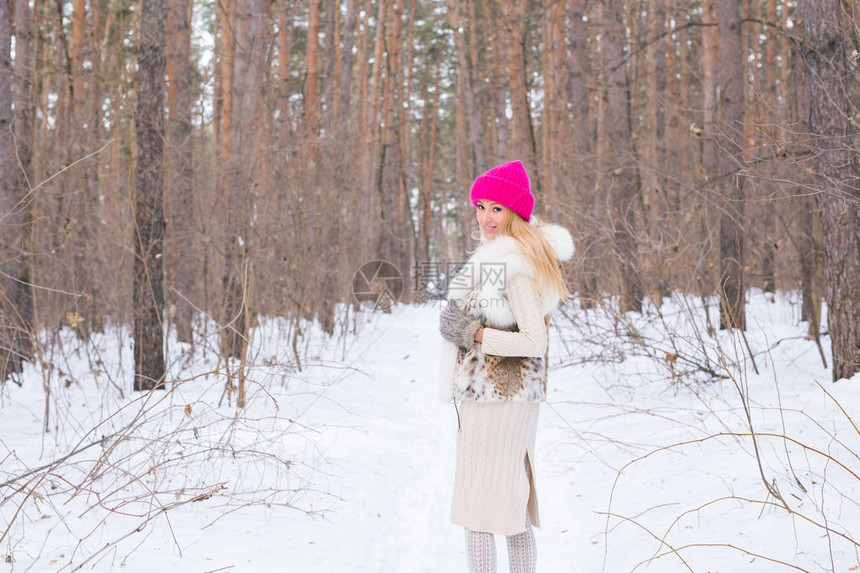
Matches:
[11,0,35,369]
[166,0,195,343]
[788,3,823,346]
[698,0,719,300]
[759,0,778,293]
[70,0,87,123]
[378,0,411,279]
[337,0,360,130]
[417,44,442,266]
[277,0,294,139]
[566,0,589,147]
[133,0,168,390]
[717,0,746,330]
[68,0,105,335]
[540,0,564,211]
[498,0,538,188]
[602,0,644,312]
[0,0,21,380]
[305,0,321,140]
[565,0,598,305]
[642,0,670,303]
[220,0,268,361]
[484,0,508,163]
[321,0,338,133]
[798,0,860,380]
[452,48,472,256]
[446,0,486,173]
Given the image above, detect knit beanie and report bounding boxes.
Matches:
[469,160,534,221]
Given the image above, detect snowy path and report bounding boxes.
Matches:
[267,304,465,572]
[257,303,596,572]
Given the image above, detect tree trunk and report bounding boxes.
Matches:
[798,0,860,380]
[321,0,338,134]
[8,0,35,375]
[445,0,486,173]
[378,0,411,287]
[418,46,442,269]
[642,0,669,304]
[354,0,370,135]
[566,0,597,306]
[485,0,508,162]
[717,0,746,330]
[221,0,267,361]
[216,0,237,165]
[305,0,321,139]
[365,0,387,204]
[214,2,224,144]
[540,0,563,212]
[759,0,778,293]
[454,70,472,256]
[277,1,294,139]
[499,0,538,192]
[798,193,824,342]
[133,0,167,391]
[70,0,87,124]
[400,0,416,200]
[0,0,22,380]
[566,0,589,145]
[166,0,194,343]
[602,0,644,313]
[337,0,360,130]
[66,0,104,335]
[787,1,822,341]
[698,0,719,300]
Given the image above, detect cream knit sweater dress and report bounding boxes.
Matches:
[450,274,546,536]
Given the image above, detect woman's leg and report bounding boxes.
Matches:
[505,513,536,573]
[506,455,537,572]
[465,529,497,573]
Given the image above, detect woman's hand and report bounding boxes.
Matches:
[439,303,482,349]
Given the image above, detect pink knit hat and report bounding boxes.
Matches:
[469,160,534,221]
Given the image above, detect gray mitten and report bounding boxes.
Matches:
[439,303,481,349]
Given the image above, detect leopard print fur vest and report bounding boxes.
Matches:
[438,222,574,403]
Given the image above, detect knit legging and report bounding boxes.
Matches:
[464,457,537,573]
[465,512,536,573]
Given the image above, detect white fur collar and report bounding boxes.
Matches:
[447,223,574,327]
[532,222,575,262]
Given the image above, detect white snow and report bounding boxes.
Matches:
[2,291,859,572]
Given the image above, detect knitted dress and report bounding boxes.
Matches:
[450,273,547,536]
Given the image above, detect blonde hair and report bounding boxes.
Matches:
[500,210,571,303]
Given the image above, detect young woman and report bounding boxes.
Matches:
[439,160,574,573]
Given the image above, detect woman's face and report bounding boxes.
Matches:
[476,200,507,240]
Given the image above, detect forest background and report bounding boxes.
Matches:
[1,0,859,390]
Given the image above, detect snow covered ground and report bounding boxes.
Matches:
[1,292,859,572]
